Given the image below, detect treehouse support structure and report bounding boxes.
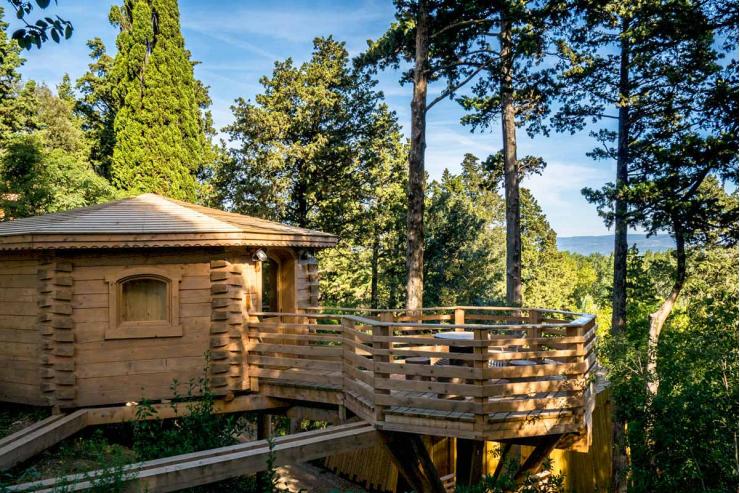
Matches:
[380,431,447,493]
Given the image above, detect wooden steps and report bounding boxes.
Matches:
[9,422,379,492]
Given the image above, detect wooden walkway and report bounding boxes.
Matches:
[9,422,378,492]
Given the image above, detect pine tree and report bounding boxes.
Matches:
[360,0,499,311]
[0,6,25,144]
[108,0,209,201]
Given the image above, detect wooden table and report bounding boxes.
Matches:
[433,330,474,360]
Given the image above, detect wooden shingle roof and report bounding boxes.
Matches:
[0,194,337,250]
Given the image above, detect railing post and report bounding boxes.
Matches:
[527,310,541,354]
[341,317,354,395]
[374,313,393,423]
[473,327,487,435]
[454,307,465,331]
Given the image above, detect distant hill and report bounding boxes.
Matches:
[557,234,674,255]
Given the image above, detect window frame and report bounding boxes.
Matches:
[105,266,182,339]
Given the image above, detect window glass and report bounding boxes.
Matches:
[262,258,279,312]
[121,278,168,322]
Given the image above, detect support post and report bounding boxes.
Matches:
[456,438,484,487]
[374,314,393,423]
[492,442,512,483]
[456,327,487,487]
[256,413,273,488]
[381,431,446,493]
[527,310,541,353]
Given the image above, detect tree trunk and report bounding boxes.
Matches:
[612,19,630,338]
[647,225,686,395]
[295,161,308,228]
[370,227,380,309]
[611,18,631,493]
[500,16,521,307]
[406,0,429,312]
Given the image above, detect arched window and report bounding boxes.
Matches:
[120,277,168,322]
[106,267,182,339]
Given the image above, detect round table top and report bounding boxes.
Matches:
[433,331,474,340]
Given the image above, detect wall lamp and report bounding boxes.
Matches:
[252,249,268,262]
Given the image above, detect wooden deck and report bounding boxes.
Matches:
[246,306,597,448]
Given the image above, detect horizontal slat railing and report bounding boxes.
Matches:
[246,307,596,440]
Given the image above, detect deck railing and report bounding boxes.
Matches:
[244,307,597,442]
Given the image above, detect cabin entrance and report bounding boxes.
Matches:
[256,248,296,314]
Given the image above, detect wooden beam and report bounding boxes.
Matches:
[491,442,512,483]
[0,395,288,471]
[85,395,288,425]
[380,431,446,493]
[9,422,378,493]
[513,433,564,481]
[0,410,87,471]
[456,438,484,486]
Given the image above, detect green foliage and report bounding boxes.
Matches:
[0,83,117,219]
[108,0,212,201]
[456,456,565,493]
[75,38,116,178]
[602,246,738,493]
[424,154,505,306]
[6,0,73,50]
[132,369,247,460]
[423,154,602,312]
[219,37,408,309]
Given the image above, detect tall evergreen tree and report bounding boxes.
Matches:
[75,38,116,178]
[361,1,498,312]
[218,37,409,307]
[0,6,25,144]
[454,1,567,308]
[108,0,210,201]
[556,0,738,487]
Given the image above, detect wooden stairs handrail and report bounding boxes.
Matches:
[9,422,379,493]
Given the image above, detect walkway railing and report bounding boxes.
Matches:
[244,307,596,442]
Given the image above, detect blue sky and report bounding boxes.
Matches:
[7,0,618,236]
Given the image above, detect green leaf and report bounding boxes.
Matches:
[36,0,51,8]
[51,29,59,43]
[64,24,72,39]
[11,29,25,40]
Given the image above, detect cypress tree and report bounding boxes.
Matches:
[109,0,208,201]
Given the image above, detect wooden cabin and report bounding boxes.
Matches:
[0,193,336,408]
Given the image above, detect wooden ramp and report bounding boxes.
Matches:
[9,422,378,493]
[0,395,286,472]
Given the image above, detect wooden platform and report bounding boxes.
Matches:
[246,307,597,448]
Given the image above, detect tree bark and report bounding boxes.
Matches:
[647,224,686,395]
[500,16,522,307]
[612,19,630,339]
[611,18,631,493]
[370,227,380,309]
[406,0,429,313]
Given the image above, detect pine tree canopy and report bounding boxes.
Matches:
[108,0,210,201]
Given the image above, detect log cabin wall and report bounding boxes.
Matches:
[0,245,312,408]
[66,248,216,407]
[0,252,43,405]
